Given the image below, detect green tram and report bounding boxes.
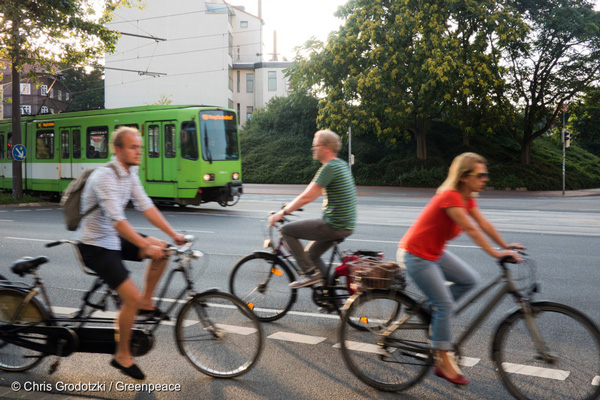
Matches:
[0,105,242,206]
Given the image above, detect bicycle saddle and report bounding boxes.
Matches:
[11,256,49,277]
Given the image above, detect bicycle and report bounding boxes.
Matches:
[338,252,600,400]
[229,211,390,326]
[0,235,264,378]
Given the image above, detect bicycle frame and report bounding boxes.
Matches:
[381,260,549,361]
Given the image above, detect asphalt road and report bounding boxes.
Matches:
[0,184,599,400]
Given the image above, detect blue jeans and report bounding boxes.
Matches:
[397,248,480,351]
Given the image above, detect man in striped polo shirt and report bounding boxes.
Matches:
[269,129,356,288]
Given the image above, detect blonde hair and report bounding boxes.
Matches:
[112,126,140,149]
[437,152,487,194]
[315,129,342,154]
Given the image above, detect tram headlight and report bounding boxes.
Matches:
[203,173,215,181]
[232,172,240,180]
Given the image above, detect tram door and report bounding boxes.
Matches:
[145,121,177,181]
[59,127,82,179]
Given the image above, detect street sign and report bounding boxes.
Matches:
[12,144,27,161]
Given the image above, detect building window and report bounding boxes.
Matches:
[65,92,70,101]
[20,105,31,115]
[240,21,248,28]
[36,130,54,159]
[246,106,253,121]
[20,83,31,95]
[268,71,277,91]
[236,71,240,92]
[40,106,49,114]
[58,90,62,101]
[48,89,54,98]
[228,66,233,91]
[40,85,48,96]
[246,73,254,93]
[228,33,233,58]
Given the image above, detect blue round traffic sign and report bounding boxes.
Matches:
[12,144,27,161]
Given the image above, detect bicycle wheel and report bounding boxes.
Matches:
[0,288,49,372]
[493,301,600,400]
[229,253,295,322]
[175,291,263,378]
[339,290,431,392]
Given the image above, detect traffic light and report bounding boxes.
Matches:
[564,131,571,148]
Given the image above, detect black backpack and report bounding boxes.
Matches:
[60,163,118,231]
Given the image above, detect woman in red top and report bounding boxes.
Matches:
[397,152,522,386]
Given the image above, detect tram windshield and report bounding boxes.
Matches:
[199,110,239,162]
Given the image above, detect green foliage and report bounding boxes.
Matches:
[62,66,105,111]
[240,93,321,183]
[0,193,42,204]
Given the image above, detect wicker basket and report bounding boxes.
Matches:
[349,259,400,291]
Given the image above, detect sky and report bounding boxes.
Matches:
[227,0,348,61]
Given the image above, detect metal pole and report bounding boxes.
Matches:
[348,126,352,171]
[562,113,565,196]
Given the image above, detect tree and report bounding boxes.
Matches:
[501,0,600,165]
[287,0,524,160]
[568,86,600,155]
[0,1,121,198]
[62,66,105,111]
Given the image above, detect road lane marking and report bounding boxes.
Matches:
[501,362,569,380]
[4,237,52,242]
[132,226,215,234]
[0,220,14,222]
[268,331,326,345]
[592,376,599,386]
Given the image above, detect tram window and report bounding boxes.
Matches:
[165,124,176,158]
[7,133,12,159]
[148,125,160,158]
[115,124,139,130]
[0,135,4,159]
[73,129,81,159]
[61,130,69,158]
[36,130,55,159]
[87,126,108,159]
[180,121,198,160]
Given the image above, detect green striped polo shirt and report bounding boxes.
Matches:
[313,158,357,230]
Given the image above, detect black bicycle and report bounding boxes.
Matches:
[339,253,600,400]
[0,235,264,378]
[229,211,391,325]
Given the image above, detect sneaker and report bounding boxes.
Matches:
[289,271,323,288]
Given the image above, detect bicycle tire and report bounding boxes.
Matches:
[229,253,295,322]
[0,288,49,372]
[493,301,600,400]
[175,291,263,378]
[339,290,431,392]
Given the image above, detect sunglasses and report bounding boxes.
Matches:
[467,172,489,179]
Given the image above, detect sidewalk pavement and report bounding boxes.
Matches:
[0,384,96,400]
[244,183,600,198]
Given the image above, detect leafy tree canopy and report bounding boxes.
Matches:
[287,0,526,160]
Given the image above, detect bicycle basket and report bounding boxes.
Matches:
[348,258,403,292]
[509,257,537,294]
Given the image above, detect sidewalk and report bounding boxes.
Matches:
[0,384,95,400]
[244,183,600,198]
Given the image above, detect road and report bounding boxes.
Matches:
[0,184,599,400]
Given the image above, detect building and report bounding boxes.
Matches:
[0,64,71,119]
[104,0,291,126]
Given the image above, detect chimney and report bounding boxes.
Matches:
[272,30,278,61]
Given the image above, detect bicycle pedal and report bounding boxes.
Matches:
[49,360,60,374]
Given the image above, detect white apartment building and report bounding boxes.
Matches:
[104,0,291,126]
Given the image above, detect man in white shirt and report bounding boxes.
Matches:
[77,126,185,380]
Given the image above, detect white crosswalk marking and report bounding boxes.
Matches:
[592,376,600,386]
[268,331,326,345]
[501,362,570,380]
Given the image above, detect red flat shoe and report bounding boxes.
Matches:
[434,365,469,386]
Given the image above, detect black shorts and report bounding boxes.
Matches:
[77,234,147,290]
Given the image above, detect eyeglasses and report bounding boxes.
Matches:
[467,172,489,179]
